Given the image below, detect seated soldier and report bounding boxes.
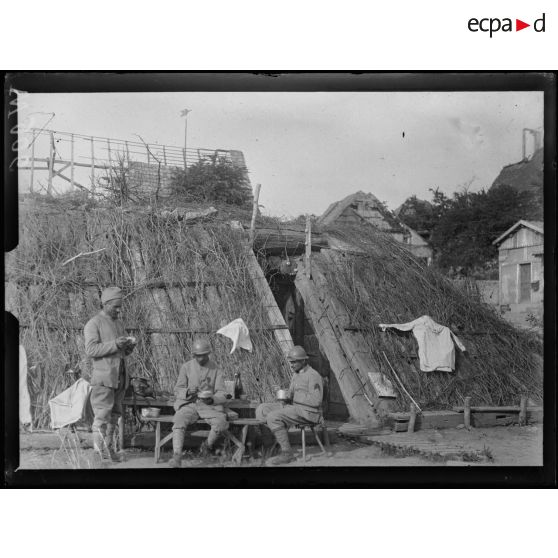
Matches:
[256,346,323,465]
[169,338,228,468]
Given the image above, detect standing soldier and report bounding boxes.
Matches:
[84,287,135,463]
[256,346,323,465]
[169,339,229,468]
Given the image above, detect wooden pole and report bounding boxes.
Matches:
[147,145,151,165]
[107,138,112,168]
[70,133,75,190]
[163,145,167,166]
[464,396,472,429]
[90,137,95,194]
[519,395,527,426]
[183,148,187,170]
[29,130,35,193]
[305,215,312,278]
[249,183,261,246]
[407,403,417,433]
[47,131,55,196]
[125,141,130,166]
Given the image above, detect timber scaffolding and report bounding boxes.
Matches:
[18,128,249,196]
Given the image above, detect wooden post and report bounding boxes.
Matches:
[47,132,55,196]
[70,133,75,190]
[90,137,95,194]
[107,138,112,168]
[305,215,312,278]
[519,395,528,426]
[125,141,130,166]
[408,403,418,433]
[464,397,472,429]
[147,145,151,166]
[249,183,261,246]
[183,148,187,170]
[163,145,167,166]
[29,130,35,193]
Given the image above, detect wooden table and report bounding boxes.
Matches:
[120,395,260,452]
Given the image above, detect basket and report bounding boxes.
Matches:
[141,407,161,418]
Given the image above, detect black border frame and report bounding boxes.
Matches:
[3,71,556,487]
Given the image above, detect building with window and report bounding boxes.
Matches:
[492,220,544,313]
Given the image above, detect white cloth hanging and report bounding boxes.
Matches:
[379,315,466,372]
[48,378,92,429]
[19,345,32,426]
[216,318,253,354]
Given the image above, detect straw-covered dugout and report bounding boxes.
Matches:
[314,223,543,412]
[7,197,291,429]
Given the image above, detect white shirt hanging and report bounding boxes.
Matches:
[379,315,466,372]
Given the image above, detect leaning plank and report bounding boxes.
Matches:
[296,271,379,426]
[312,253,396,399]
[244,247,294,361]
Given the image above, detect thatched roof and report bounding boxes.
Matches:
[299,222,543,414]
[490,147,543,193]
[7,197,292,428]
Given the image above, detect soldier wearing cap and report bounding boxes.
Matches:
[84,286,135,463]
[169,338,228,468]
[256,345,324,465]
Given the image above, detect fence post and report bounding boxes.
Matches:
[305,215,312,278]
[29,130,36,193]
[47,131,55,195]
[464,396,472,429]
[249,183,261,247]
[90,137,95,195]
[70,133,75,190]
[125,141,130,166]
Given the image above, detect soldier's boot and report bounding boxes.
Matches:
[268,428,295,465]
[106,424,124,462]
[93,426,111,463]
[169,428,185,468]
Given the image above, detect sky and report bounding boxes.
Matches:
[16,90,543,218]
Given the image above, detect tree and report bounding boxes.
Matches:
[170,155,251,207]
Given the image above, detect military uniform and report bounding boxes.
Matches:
[257,364,324,430]
[172,358,229,446]
[84,310,128,432]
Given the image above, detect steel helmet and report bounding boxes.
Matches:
[287,345,308,361]
[192,338,211,355]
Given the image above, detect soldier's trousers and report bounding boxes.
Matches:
[173,402,229,446]
[90,382,126,432]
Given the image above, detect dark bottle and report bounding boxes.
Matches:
[234,372,244,399]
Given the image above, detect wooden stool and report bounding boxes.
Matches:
[297,420,331,462]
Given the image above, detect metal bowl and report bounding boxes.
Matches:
[198,390,214,400]
[141,407,160,418]
[276,389,289,401]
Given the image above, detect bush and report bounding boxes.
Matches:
[170,155,251,207]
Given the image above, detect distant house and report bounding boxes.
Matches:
[492,220,544,311]
[317,191,433,264]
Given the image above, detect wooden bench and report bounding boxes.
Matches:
[140,415,263,465]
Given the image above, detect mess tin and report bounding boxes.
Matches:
[276,389,289,401]
[198,390,214,400]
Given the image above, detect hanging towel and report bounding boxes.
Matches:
[379,315,466,372]
[48,378,93,429]
[216,318,253,354]
[19,345,32,426]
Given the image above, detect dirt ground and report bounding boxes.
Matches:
[17,424,542,469]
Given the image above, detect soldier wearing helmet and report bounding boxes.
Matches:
[256,345,324,465]
[169,338,228,467]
